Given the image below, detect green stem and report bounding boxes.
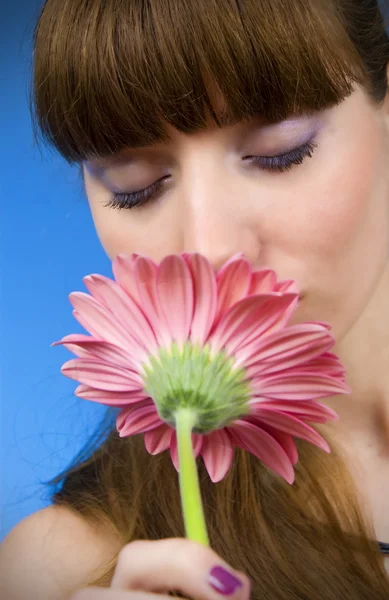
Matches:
[175,408,209,546]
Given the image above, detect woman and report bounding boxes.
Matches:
[14,0,389,598]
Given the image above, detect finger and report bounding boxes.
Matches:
[70,588,179,600]
[110,538,251,600]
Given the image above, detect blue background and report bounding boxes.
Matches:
[1,1,113,539]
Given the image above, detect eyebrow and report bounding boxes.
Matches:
[104,154,138,167]
[85,114,320,173]
[85,159,141,184]
[85,155,135,172]
[84,119,261,171]
[85,146,174,173]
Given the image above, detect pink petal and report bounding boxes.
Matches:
[185,253,218,345]
[83,274,158,354]
[192,433,204,457]
[250,409,330,453]
[228,294,299,355]
[250,399,339,422]
[256,423,299,465]
[215,256,252,323]
[228,420,295,484]
[305,320,332,330]
[52,335,137,370]
[238,323,335,371]
[61,358,143,392]
[144,423,173,454]
[52,333,99,358]
[251,372,351,401]
[274,280,300,294]
[69,294,148,367]
[210,293,298,356]
[169,431,204,472]
[210,295,273,354]
[297,352,346,378]
[75,384,148,407]
[117,400,163,437]
[112,254,142,305]
[248,351,346,381]
[170,433,179,471]
[201,429,234,482]
[133,255,172,347]
[157,255,194,344]
[249,269,276,294]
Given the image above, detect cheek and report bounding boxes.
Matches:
[306,152,377,254]
[84,185,118,257]
[283,125,389,336]
[83,176,133,258]
[84,173,181,261]
[292,115,386,252]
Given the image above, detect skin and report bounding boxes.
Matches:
[82,80,389,554]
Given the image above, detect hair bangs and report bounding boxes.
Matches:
[32,0,367,164]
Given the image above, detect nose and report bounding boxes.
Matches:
[181,165,261,271]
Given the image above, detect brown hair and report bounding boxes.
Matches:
[32,0,389,598]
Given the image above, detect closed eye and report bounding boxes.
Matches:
[103,140,318,211]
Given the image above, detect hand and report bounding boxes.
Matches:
[70,538,251,600]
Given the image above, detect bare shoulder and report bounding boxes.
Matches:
[0,504,123,600]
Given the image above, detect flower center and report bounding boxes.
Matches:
[141,342,251,434]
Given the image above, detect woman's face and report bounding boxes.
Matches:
[83,85,389,342]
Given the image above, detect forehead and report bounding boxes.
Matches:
[100,81,246,163]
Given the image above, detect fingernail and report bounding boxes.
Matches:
[207,565,244,595]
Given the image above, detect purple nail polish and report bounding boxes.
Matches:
[208,566,243,595]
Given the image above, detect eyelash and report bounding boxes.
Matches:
[103,140,318,211]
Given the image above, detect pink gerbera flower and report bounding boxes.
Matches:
[53,253,349,485]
